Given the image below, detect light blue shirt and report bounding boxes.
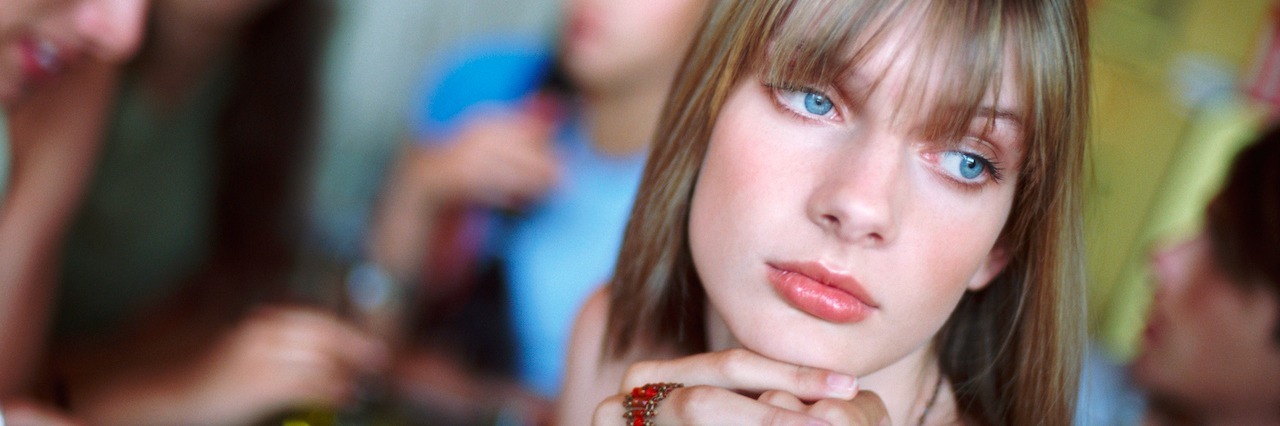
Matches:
[411,35,646,396]
[497,120,645,396]
[1075,345,1147,425]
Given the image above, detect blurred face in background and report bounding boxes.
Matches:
[560,0,705,96]
[0,0,148,106]
[1132,231,1280,415]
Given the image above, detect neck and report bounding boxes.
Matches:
[579,77,670,157]
[857,343,955,425]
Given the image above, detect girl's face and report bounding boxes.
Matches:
[0,0,147,105]
[689,28,1024,377]
[1132,232,1280,412]
[561,0,705,95]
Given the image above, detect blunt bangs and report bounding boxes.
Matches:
[759,0,1019,166]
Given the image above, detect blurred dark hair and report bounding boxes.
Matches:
[211,0,331,298]
[1205,123,1280,343]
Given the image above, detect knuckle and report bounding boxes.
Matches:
[593,395,625,424]
[808,398,846,418]
[678,385,713,405]
[758,390,786,403]
[665,386,711,421]
[791,364,818,390]
[717,348,752,376]
[621,361,658,389]
[762,406,804,426]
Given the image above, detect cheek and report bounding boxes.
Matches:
[689,115,771,265]
[644,0,703,50]
[688,91,797,296]
[871,175,1015,337]
[897,171,1014,287]
[604,1,699,64]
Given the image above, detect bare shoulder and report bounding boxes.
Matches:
[555,286,630,426]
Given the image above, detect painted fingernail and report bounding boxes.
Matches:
[826,373,857,397]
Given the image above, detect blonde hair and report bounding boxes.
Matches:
[606,1,1088,424]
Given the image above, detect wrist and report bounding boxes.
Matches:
[345,260,414,342]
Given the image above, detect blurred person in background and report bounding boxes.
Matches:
[1132,124,1280,425]
[34,0,388,423]
[1,0,147,422]
[366,0,708,420]
[1079,124,1280,425]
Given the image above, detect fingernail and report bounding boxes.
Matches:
[826,373,857,397]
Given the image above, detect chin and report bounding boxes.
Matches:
[734,324,886,376]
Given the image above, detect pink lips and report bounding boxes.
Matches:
[767,262,878,323]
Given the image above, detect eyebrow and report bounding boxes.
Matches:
[974,106,1024,134]
[970,105,1027,166]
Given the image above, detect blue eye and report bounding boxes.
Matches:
[775,87,837,119]
[940,151,989,181]
[803,92,834,115]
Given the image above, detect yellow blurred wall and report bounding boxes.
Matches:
[1086,0,1272,358]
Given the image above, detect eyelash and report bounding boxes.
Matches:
[937,149,1005,190]
[762,81,1007,190]
[764,83,841,124]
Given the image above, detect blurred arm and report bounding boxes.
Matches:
[0,61,118,395]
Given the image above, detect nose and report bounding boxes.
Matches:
[806,132,904,246]
[74,0,149,62]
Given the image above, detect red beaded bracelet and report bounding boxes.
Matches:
[622,382,684,426]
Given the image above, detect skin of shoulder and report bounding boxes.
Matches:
[555,285,631,426]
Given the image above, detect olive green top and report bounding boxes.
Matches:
[57,71,229,335]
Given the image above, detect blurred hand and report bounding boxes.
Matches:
[391,348,555,425]
[409,96,561,210]
[174,306,389,425]
[1,399,83,426]
[593,348,889,425]
[369,95,560,289]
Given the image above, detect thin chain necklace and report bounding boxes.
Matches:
[916,373,944,426]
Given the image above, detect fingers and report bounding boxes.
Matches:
[275,350,355,406]
[262,307,390,373]
[621,348,859,401]
[845,391,890,426]
[441,109,561,207]
[593,387,828,426]
[759,390,806,411]
[805,391,890,426]
[231,307,387,408]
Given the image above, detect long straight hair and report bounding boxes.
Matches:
[605,1,1089,424]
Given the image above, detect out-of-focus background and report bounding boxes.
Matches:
[308,0,559,263]
[1083,0,1276,359]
